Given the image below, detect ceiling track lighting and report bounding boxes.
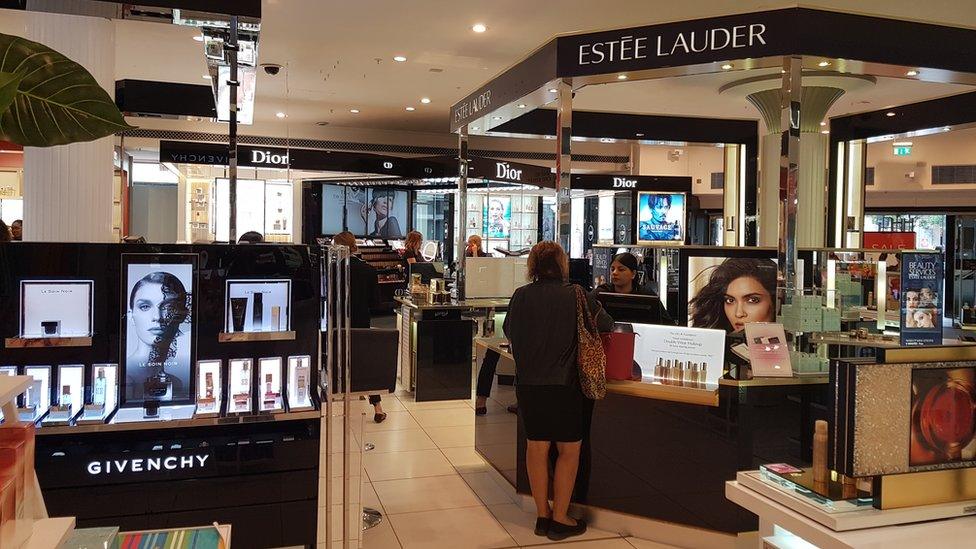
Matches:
[472,23,487,33]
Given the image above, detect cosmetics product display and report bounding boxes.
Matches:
[259,357,283,412]
[230,297,247,332]
[92,368,106,406]
[225,280,291,333]
[287,355,313,411]
[229,358,253,414]
[19,280,94,339]
[194,360,222,417]
[80,364,119,424]
[252,292,264,331]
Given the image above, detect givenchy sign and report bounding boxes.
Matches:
[576,24,766,67]
[86,453,211,476]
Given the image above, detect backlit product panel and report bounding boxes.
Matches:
[636,192,685,244]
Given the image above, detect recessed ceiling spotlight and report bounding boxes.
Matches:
[886,111,896,117]
[202,74,212,80]
[617,74,628,80]
[193,35,204,42]
[420,97,431,104]
[471,126,479,131]
[821,129,830,134]
[906,69,919,77]
[545,135,555,139]
[636,133,644,137]
[316,121,330,126]
[393,55,407,62]
[548,88,558,93]
[350,109,360,113]
[818,60,831,67]
[943,126,952,132]
[275,112,286,119]
[472,23,487,33]
[405,106,416,111]
[820,121,827,126]
[721,63,733,70]
[599,138,615,143]
[517,103,526,109]
[492,116,503,120]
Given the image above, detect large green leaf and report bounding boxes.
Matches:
[0,33,135,147]
[0,71,21,115]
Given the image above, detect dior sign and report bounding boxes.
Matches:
[612,177,637,189]
[87,454,210,476]
[251,149,289,166]
[576,24,767,66]
[496,162,522,181]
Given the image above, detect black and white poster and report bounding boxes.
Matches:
[121,254,197,405]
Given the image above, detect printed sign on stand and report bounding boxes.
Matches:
[900,252,943,346]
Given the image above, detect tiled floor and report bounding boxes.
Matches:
[355,383,679,549]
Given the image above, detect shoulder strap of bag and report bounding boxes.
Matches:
[574,285,597,335]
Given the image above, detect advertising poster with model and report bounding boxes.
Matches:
[687,256,777,333]
[364,189,407,239]
[225,279,291,333]
[900,252,943,346]
[121,254,197,405]
[637,192,685,243]
[483,196,512,238]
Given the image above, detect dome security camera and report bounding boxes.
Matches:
[261,63,283,76]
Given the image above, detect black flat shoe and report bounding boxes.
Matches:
[506,404,518,414]
[534,517,550,536]
[475,407,487,416]
[373,412,387,423]
[547,518,586,541]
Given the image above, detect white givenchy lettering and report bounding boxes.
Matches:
[496,162,522,181]
[86,454,210,475]
[250,149,289,166]
[612,177,637,189]
[577,24,766,65]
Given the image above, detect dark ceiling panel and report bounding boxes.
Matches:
[116,79,216,118]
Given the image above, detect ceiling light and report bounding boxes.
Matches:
[548,88,558,93]
[472,23,487,33]
[721,63,733,70]
[617,74,628,80]
[193,35,204,42]
[405,106,415,111]
[275,112,286,119]
[893,141,913,147]
[821,130,830,134]
[492,116,502,120]
[471,127,479,131]
[202,74,212,80]
[545,135,555,139]
[818,60,831,67]
[599,138,615,143]
[886,111,896,117]
[517,104,526,109]
[906,69,919,77]
[316,121,330,126]
[420,97,431,104]
[350,109,360,114]
[820,121,827,126]
[393,55,407,62]
[636,133,644,137]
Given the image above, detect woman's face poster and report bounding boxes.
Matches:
[687,256,777,333]
[121,254,196,404]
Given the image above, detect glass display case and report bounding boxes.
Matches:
[228,358,254,415]
[78,363,119,425]
[194,360,222,418]
[43,364,84,426]
[19,365,50,422]
[258,357,284,413]
[224,279,292,334]
[287,355,313,411]
[10,280,94,347]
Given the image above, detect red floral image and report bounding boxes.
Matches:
[910,368,976,466]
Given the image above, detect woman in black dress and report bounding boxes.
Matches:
[504,241,612,541]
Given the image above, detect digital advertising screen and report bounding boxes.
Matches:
[637,192,685,244]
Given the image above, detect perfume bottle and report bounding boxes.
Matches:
[60,385,72,410]
[145,369,174,401]
[205,372,214,399]
[92,368,107,406]
[264,373,277,407]
[297,374,307,402]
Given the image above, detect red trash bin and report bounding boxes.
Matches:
[602,332,636,381]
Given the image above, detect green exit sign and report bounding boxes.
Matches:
[893,146,912,156]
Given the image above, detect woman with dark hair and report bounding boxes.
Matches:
[689,257,777,333]
[366,191,403,238]
[504,241,612,540]
[592,253,652,296]
[126,271,190,400]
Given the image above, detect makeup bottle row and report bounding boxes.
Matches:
[653,359,708,388]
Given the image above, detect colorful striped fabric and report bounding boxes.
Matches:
[117,527,225,549]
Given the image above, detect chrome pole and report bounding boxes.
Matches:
[778,56,802,309]
[457,126,469,299]
[556,79,573,253]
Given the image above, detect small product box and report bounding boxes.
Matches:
[798,294,822,310]
[822,307,842,332]
[799,307,823,332]
[778,304,800,333]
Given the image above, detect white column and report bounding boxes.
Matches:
[22,11,115,242]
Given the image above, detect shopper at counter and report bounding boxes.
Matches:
[504,241,612,541]
[10,220,21,241]
[402,230,426,268]
[466,234,489,257]
[591,253,651,296]
[238,231,264,243]
[333,231,386,423]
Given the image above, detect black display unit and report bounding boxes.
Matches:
[0,242,322,548]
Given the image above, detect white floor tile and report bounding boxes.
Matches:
[554,539,634,548]
[624,538,681,549]
[365,411,422,432]
[373,474,482,514]
[473,422,518,445]
[486,504,620,547]
[363,481,384,514]
[364,429,437,453]
[459,471,515,506]
[398,396,472,411]
[411,408,475,429]
[440,446,489,472]
[423,425,475,448]
[387,506,516,549]
[365,449,456,481]
[362,517,402,549]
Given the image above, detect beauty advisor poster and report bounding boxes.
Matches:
[121,254,197,404]
[900,252,943,346]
